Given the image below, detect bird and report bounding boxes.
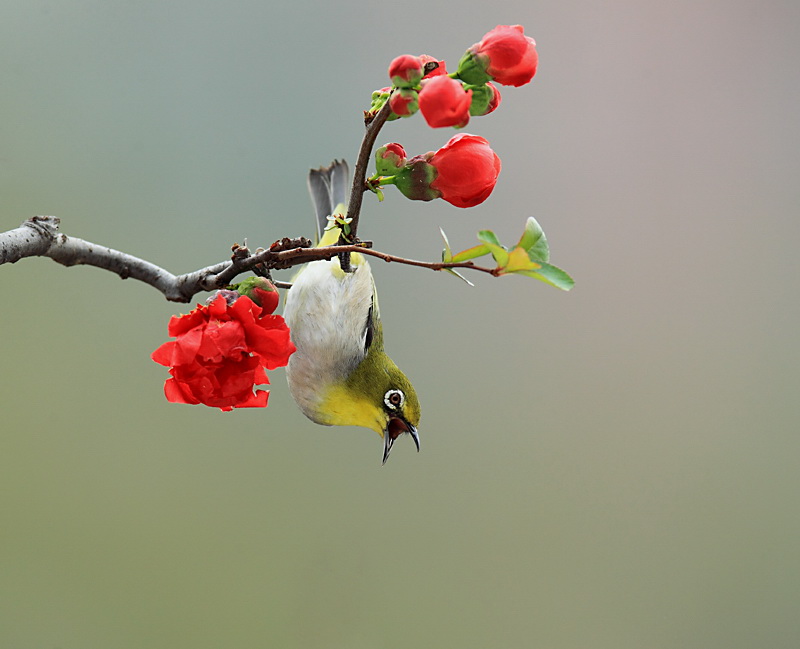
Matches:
[282,160,421,463]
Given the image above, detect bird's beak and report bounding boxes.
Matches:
[382,417,420,465]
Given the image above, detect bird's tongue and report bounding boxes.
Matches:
[388,417,409,440]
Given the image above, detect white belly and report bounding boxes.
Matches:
[282,258,374,423]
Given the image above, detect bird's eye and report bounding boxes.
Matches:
[384,389,405,410]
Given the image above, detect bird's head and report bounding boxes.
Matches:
[375,363,421,464]
[319,354,421,464]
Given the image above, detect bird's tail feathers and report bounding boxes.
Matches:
[307,160,350,243]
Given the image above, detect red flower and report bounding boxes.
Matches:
[457,25,538,88]
[152,292,295,411]
[392,133,501,208]
[430,133,501,207]
[388,54,423,88]
[418,76,472,128]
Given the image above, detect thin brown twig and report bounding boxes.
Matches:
[338,93,395,271]
[283,245,499,276]
[1,216,495,304]
[205,242,499,283]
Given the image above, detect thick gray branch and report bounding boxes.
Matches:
[1,216,227,302]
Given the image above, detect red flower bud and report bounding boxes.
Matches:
[388,88,419,117]
[484,83,502,114]
[468,82,502,116]
[367,86,393,119]
[252,285,279,314]
[375,142,407,175]
[382,142,406,160]
[234,276,279,315]
[418,76,472,128]
[478,25,538,87]
[392,134,501,208]
[457,24,538,87]
[388,54,423,88]
[430,133,501,207]
[152,293,295,411]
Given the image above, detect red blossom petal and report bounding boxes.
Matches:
[251,363,270,386]
[257,313,292,332]
[163,377,200,405]
[207,294,230,318]
[236,308,296,367]
[170,356,260,409]
[197,319,247,362]
[248,328,296,369]
[171,325,206,365]
[228,294,260,321]
[167,307,207,337]
[235,389,270,408]
[151,340,176,367]
[419,54,447,77]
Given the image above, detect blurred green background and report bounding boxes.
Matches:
[2,1,799,647]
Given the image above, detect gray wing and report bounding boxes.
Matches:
[307,159,350,241]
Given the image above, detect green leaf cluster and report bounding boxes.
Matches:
[441,217,574,290]
[324,212,354,239]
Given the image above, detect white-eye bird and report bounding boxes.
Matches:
[283,160,421,463]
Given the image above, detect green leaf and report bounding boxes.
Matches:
[450,244,490,263]
[476,229,503,247]
[502,246,542,273]
[512,261,575,291]
[517,216,549,262]
[476,230,509,267]
[443,268,475,286]
[440,227,453,262]
[440,227,477,283]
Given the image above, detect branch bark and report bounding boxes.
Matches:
[344,96,394,243]
[1,216,496,303]
[0,216,228,301]
[337,94,395,272]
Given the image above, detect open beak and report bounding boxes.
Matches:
[382,417,420,465]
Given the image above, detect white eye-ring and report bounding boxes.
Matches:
[384,389,405,410]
